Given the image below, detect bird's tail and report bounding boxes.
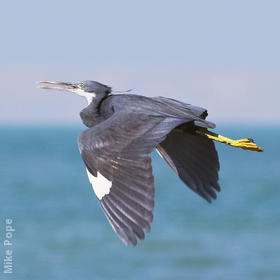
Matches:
[196,129,263,152]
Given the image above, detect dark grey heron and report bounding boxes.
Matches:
[38,80,263,245]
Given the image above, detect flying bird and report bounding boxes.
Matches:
[38,80,263,245]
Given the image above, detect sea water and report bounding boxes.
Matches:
[0,125,279,280]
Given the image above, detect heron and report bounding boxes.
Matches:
[37,80,263,245]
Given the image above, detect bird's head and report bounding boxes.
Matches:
[37,80,111,104]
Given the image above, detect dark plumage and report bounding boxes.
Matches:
[38,80,263,245]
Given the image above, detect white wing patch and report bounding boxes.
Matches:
[86,169,112,200]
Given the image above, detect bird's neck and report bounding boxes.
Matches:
[79,95,108,128]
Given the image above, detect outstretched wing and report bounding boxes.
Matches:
[78,112,185,245]
[156,129,220,202]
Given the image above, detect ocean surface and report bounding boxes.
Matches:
[0,125,279,280]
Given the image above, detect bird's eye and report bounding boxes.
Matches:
[77,84,85,89]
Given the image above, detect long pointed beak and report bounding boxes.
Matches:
[37,81,77,92]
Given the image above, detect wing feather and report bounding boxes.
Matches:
[79,111,185,245]
[79,105,219,244]
[157,129,220,202]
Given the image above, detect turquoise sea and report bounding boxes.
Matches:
[0,125,279,280]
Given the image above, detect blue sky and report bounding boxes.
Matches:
[1,0,279,124]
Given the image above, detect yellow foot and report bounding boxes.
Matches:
[196,130,263,152]
[231,138,263,152]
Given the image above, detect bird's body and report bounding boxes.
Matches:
[80,93,213,127]
[38,80,263,245]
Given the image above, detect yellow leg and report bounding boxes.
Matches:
[196,130,263,152]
